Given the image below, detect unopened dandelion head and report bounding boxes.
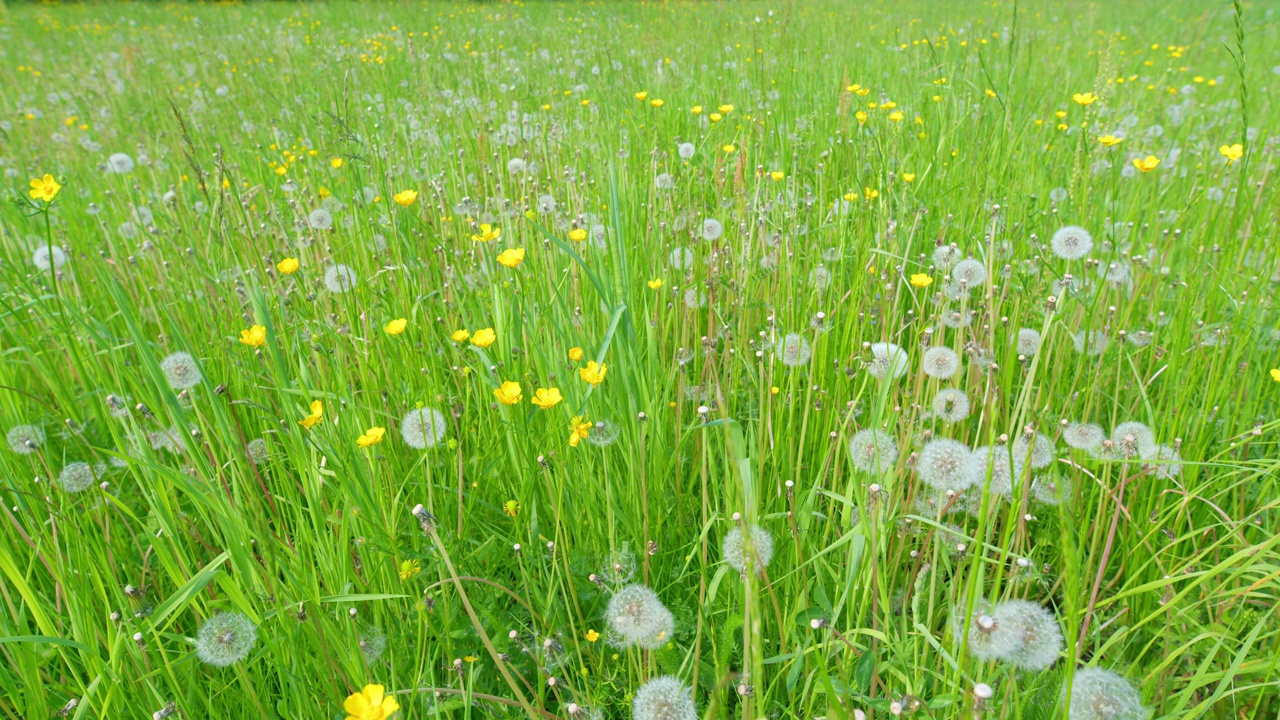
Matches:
[196,612,257,667]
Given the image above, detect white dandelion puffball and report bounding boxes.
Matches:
[196,612,257,667]
[247,438,268,464]
[701,218,723,241]
[1050,225,1093,260]
[677,142,696,160]
[1016,328,1042,356]
[721,525,774,575]
[1063,422,1105,451]
[607,584,675,649]
[932,245,961,270]
[668,247,693,270]
[32,245,68,271]
[401,407,447,449]
[1064,668,1147,720]
[307,207,333,230]
[1012,432,1055,469]
[7,424,45,455]
[359,626,387,664]
[506,158,527,175]
[968,445,1023,497]
[633,676,696,720]
[107,152,135,173]
[921,346,961,379]
[160,352,203,390]
[654,172,675,190]
[951,258,988,288]
[1111,421,1156,459]
[1032,475,1070,505]
[994,599,1063,671]
[868,342,909,381]
[932,389,971,423]
[324,264,358,293]
[58,462,96,493]
[918,439,975,492]
[1073,330,1108,356]
[778,333,812,367]
[952,600,1018,662]
[848,429,898,473]
[1142,444,1182,479]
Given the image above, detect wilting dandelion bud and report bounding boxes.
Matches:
[195,611,258,667]
[133,632,146,649]
[632,676,696,720]
[1064,668,1146,720]
[412,504,438,535]
[152,702,175,720]
[721,525,774,575]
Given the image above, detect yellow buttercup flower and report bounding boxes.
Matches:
[239,325,267,347]
[1219,143,1243,164]
[910,273,933,288]
[568,347,584,362]
[1133,155,1161,173]
[863,187,879,201]
[497,248,525,268]
[503,500,520,517]
[769,171,785,181]
[650,99,664,107]
[1072,92,1098,106]
[392,189,418,206]
[579,361,607,386]
[691,105,703,114]
[471,224,501,243]
[647,278,664,290]
[709,112,722,122]
[902,173,916,183]
[299,400,323,429]
[722,144,735,153]
[357,426,386,448]
[277,257,300,274]
[493,381,523,405]
[634,91,648,101]
[470,327,496,348]
[1098,135,1123,147]
[568,416,592,447]
[568,228,587,242]
[888,110,904,122]
[1271,369,1280,383]
[384,318,407,335]
[718,104,734,114]
[330,157,344,169]
[530,387,563,409]
[28,174,61,203]
[855,111,868,125]
[343,684,399,720]
[585,629,600,643]
[451,329,471,343]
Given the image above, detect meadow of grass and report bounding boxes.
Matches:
[2,1,1279,719]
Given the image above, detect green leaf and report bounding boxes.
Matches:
[0,635,89,651]
[149,552,230,631]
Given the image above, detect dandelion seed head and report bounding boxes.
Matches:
[1016,328,1042,356]
[868,342,909,381]
[7,425,45,455]
[1012,433,1054,469]
[160,352,203,390]
[778,333,812,367]
[324,264,358,293]
[358,626,387,664]
[1073,330,1108,356]
[586,419,622,447]
[58,462,96,493]
[677,143,696,160]
[668,247,693,270]
[1063,422,1105,450]
[32,245,68,271]
[1065,668,1146,720]
[1142,444,1181,479]
[307,207,333,230]
[401,407,448,449]
[196,612,257,667]
[107,152,135,173]
[951,599,1018,662]
[921,346,961,379]
[848,429,898,473]
[932,388,971,423]
[633,676,696,720]
[932,245,961,270]
[1050,225,1094,260]
[247,438,268,464]
[607,584,674,649]
[1111,421,1156,458]
[701,218,723,241]
[994,599,1062,671]
[918,439,975,492]
[952,258,987,288]
[968,445,1023,497]
[721,525,774,575]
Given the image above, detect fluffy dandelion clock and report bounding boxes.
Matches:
[918,439,975,492]
[1050,226,1093,260]
[1142,444,1182,479]
[400,407,448,449]
[1032,475,1071,505]
[932,245,961,270]
[721,525,774,575]
[951,600,1018,662]
[951,258,988,288]
[1016,328,1042,356]
[1073,330,1108,356]
[1064,668,1147,720]
[1012,432,1054,469]
[633,676,696,720]
[506,158,527,175]
[701,218,723,241]
[1063,422,1105,450]
[307,207,333,230]
[921,346,961,379]
[7,424,45,455]
[107,152,136,173]
[607,584,675,649]
[778,333,812,367]
[677,142,696,160]
[868,342,909,381]
[586,419,622,447]
[359,626,387,664]
[324,264,358,293]
[654,172,675,190]
[968,445,1023,497]
[848,429,898,473]
[994,600,1062,671]
[247,438,268,464]
[32,245,68,271]
[58,462,96,493]
[1111,421,1156,459]
[160,352,203,390]
[195,612,257,667]
[668,247,693,270]
[932,388,971,423]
